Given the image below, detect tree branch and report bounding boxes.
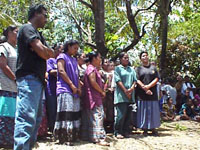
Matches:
[115,22,129,35]
[140,22,148,38]
[126,0,140,39]
[66,4,89,36]
[85,42,97,49]
[110,38,139,61]
[134,0,158,18]
[79,0,93,10]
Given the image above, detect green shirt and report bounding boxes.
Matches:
[114,65,137,104]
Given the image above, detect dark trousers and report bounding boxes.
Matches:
[114,103,132,136]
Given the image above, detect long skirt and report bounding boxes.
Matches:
[54,93,80,143]
[137,100,160,129]
[37,97,48,137]
[0,90,16,148]
[103,91,114,132]
[82,105,106,143]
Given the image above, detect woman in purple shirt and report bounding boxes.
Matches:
[54,40,81,146]
[82,51,109,146]
[45,44,63,132]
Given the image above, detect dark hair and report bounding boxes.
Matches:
[88,51,99,62]
[119,52,126,60]
[52,43,62,51]
[102,58,109,65]
[139,51,148,59]
[85,55,90,63]
[167,97,172,103]
[63,40,79,53]
[3,25,17,40]
[28,4,47,21]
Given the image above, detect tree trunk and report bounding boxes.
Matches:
[92,0,107,57]
[159,0,171,78]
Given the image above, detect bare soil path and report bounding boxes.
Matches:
[1,120,200,150]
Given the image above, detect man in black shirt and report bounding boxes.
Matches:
[14,4,54,150]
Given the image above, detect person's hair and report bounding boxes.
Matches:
[167,97,172,103]
[52,43,62,51]
[3,25,17,40]
[119,52,126,60]
[102,58,108,65]
[184,75,189,79]
[85,54,90,63]
[88,51,100,62]
[28,4,47,21]
[139,51,148,59]
[185,88,190,92]
[63,40,79,53]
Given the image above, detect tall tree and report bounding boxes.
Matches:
[79,0,107,56]
[157,0,172,78]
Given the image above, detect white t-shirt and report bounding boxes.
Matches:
[0,42,17,92]
[161,84,177,105]
[181,82,196,99]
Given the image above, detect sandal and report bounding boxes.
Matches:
[151,129,159,136]
[65,142,74,146]
[143,130,148,136]
[115,134,124,139]
[97,141,110,146]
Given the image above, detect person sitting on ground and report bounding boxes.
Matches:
[194,88,200,107]
[161,97,176,121]
[192,99,200,122]
[181,88,191,106]
[161,78,177,105]
[178,99,196,120]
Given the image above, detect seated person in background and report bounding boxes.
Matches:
[161,78,177,105]
[193,99,200,116]
[178,99,196,120]
[161,97,176,121]
[194,88,200,107]
[181,88,191,105]
[181,75,196,100]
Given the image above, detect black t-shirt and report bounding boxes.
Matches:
[16,24,47,84]
[136,64,159,101]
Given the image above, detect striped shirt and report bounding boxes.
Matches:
[0,42,17,92]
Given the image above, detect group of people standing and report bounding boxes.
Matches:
[0,4,199,150]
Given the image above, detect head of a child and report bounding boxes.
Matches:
[167,97,173,105]
[186,98,193,107]
[185,88,190,96]
[193,99,199,107]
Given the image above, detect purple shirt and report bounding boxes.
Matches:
[46,58,57,96]
[56,53,79,97]
[83,64,103,109]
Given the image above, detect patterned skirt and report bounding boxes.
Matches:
[37,98,48,137]
[137,100,160,129]
[0,90,17,148]
[54,93,80,143]
[81,105,106,143]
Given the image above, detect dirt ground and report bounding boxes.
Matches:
[1,120,200,150]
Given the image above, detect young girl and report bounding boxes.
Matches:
[161,97,176,121]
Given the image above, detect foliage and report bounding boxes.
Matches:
[175,123,187,131]
[165,0,200,85]
[0,0,199,86]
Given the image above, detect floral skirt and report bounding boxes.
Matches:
[0,90,16,148]
[81,105,106,142]
[54,93,80,143]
